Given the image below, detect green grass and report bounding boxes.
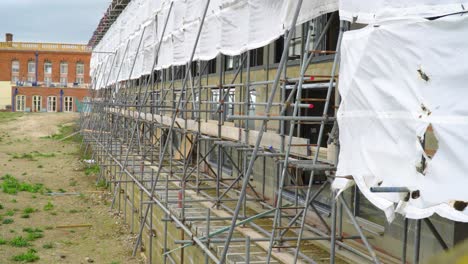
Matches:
[11,151,56,161]
[21,214,30,218]
[11,249,40,262]
[43,124,82,142]
[85,165,100,176]
[10,236,31,247]
[5,209,14,216]
[42,243,54,249]
[0,112,24,123]
[96,179,108,188]
[43,202,54,211]
[0,237,7,245]
[1,174,45,195]
[2,218,14,224]
[12,153,35,161]
[23,207,36,214]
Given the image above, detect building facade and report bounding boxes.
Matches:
[0,33,91,111]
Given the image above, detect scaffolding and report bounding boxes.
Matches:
[80,1,455,264]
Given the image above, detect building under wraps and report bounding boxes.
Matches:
[81,0,468,263]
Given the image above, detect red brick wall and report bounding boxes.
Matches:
[0,50,91,84]
[11,86,90,112]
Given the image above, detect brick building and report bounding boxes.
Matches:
[0,33,91,112]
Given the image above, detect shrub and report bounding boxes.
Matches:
[10,236,30,247]
[11,249,39,262]
[43,202,54,211]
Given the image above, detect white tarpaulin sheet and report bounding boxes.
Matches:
[91,0,338,89]
[334,14,468,222]
[339,0,468,23]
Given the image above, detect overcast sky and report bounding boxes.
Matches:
[0,0,110,44]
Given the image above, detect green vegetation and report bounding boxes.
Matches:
[3,218,14,224]
[0,237,7,245]
[0,112,24,123]
[12,153,35,161]
[23,207,36,214]
[42,243,54,249]
[69,209,79,214]
[37,165,43,169]
[1,174,45,195]
[85,165,100,176]
[11,151,55,161]
[96,179,108,188]
[10,236,31,247]
[0,203,3,209]
[12,249,40,262]
[5,210,14,216]
[43,124,82,142]
[21,214,30,218]
[43,202,54,211]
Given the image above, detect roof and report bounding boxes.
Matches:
[0,41,91,53]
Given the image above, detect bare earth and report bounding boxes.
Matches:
[0,113,141,264]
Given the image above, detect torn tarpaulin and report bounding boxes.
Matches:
[334,14,468,222]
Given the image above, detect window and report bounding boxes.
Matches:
[32,96,42,112]
[47,96,57,112]
[76,77,84,84]
[44,62,52,75]
[28,61,36,74]
[44,77,52,86]
[64,96,73,112]
[60,77,68,86]
[211,88,235,120]
[60,62,68,74]
[206,58,216,74]
[16,95,25,112]
[12,60,19,73]
[76,62,84,75]
[249,48,264,67]
[11,76,19,84]
[27,76,35,83]
[225,56,241,71]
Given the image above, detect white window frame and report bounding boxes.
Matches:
[16,95,25,112]
[47,96,57,112]
[76,77,84,84]
[28,61,36,74]
[60,77,68,86]
[64,96,73,112]
[32,95,42,112]
[60,62,68,74]
[12,60,20,73]
[44,62,52,75]
[76,62,84,76]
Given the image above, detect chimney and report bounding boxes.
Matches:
[5,33,13,42]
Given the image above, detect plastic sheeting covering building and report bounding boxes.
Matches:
[339,0,468,23]
[90,0,338,88]
[91,0,468,223]
[334,8,468,222]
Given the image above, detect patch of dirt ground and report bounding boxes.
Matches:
[0,113,142,264]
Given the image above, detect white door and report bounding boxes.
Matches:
[32,96,42,112]
[47,96,57,112]
[64,96,73,112]
[16,95,25,112]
